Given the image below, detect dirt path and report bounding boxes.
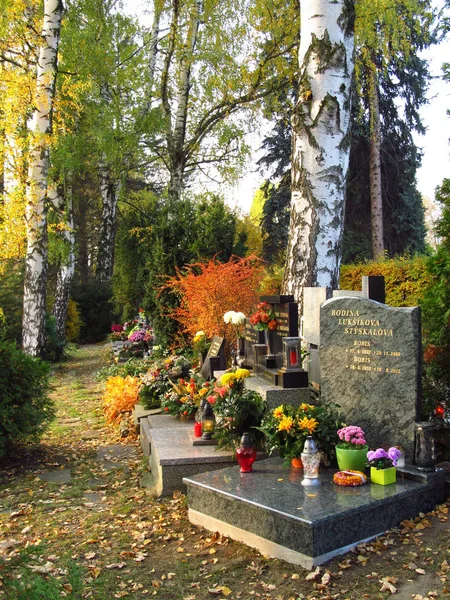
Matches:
[0,345,449,599]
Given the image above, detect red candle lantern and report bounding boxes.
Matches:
[282,337,301,370]
[236,432,257,473]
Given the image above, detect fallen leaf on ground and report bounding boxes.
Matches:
[305,566,321,581]
[379,578,397,594]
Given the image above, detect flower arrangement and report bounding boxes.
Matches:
[249,301,277,331]
[336,425,367,449]
[139,354,192,409]
[258,402,344,463]
[367,447,401,470]
[162,374,212,418]
[110,330,129,342]
[207,368,266,450]
[193,330,210,355]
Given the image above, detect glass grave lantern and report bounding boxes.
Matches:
[282,337,301,370]
[301,436,321,487]
[201,401,216,440]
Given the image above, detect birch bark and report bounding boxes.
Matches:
[283,0,354,298]
[22,0,63,357]
[51,183,76,340]
[163,0,202,203]
[368,69,384,259]
[96,159,122,282]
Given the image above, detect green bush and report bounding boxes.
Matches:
[71,279,114,342]
[0,341,54,457]
[340,255,432,307]
[43,314,66,362]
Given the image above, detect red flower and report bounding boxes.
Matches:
[207,395,216,405]
[268,319,277,330]
[250,312,261,325]
[164,407,169,412]
[260,312,270,323]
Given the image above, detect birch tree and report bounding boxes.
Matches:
[50,183,75,339]
[22,0,63,356]
[144,0,299,203]
[282,0,355,297]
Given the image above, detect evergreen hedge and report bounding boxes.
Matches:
[0,341,54,457]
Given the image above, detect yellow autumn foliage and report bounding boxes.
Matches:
[103,376,140,424]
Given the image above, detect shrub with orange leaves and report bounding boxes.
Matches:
[163,256,264,351]
[103,375,140,424]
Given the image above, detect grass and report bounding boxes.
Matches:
[0,344,449,599]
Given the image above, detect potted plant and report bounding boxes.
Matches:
[257,402,343,467]
[367,447,401,485]
[336,425,369,471]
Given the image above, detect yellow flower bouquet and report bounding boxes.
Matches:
[257,402,343,463]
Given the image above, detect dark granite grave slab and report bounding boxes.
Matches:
[320,297,421,459]
[243,320,265,369]
[184,457,446,568]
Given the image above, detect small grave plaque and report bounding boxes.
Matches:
[200,336,226,380]
[320,297,421,458]
[242,319,265,368]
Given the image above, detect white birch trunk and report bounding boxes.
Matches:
[369,71,384,259]
[167,0,202,203]
[96,160,125,282]
[51,183,76,340]
[22,0,63,357]
[283,0,354,298]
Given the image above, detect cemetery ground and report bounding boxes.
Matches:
[0,346,449,600]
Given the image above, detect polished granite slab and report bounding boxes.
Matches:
[184,457,446,567]
[144,427,235,496]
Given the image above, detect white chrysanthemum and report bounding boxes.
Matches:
[231,312,246,325]
[223,311,235,324]
[195,330,205,337]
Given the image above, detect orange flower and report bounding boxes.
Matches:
[268,319,277,330]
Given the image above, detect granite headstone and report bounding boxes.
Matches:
[320,297,421,458]
[242,319,264,369]
[259,295,299,370]
[200,336,226,380]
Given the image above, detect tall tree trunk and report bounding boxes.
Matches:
[22,0,63,357]
[282,0,354,299]
[96,160,120,283]
[51,182,76,340]
[368,68,384,259]
[164,0,202,203]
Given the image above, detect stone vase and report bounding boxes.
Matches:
[336,445,368,472]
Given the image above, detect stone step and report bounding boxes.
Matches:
[183,458,446,569]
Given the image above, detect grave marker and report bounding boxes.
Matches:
[320,297,421,458]
[200,336,226,380]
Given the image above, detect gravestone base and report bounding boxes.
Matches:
[253,365,279,386]
[245,375,310,409]
[278,369,309,389]
[184,458,446,569]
